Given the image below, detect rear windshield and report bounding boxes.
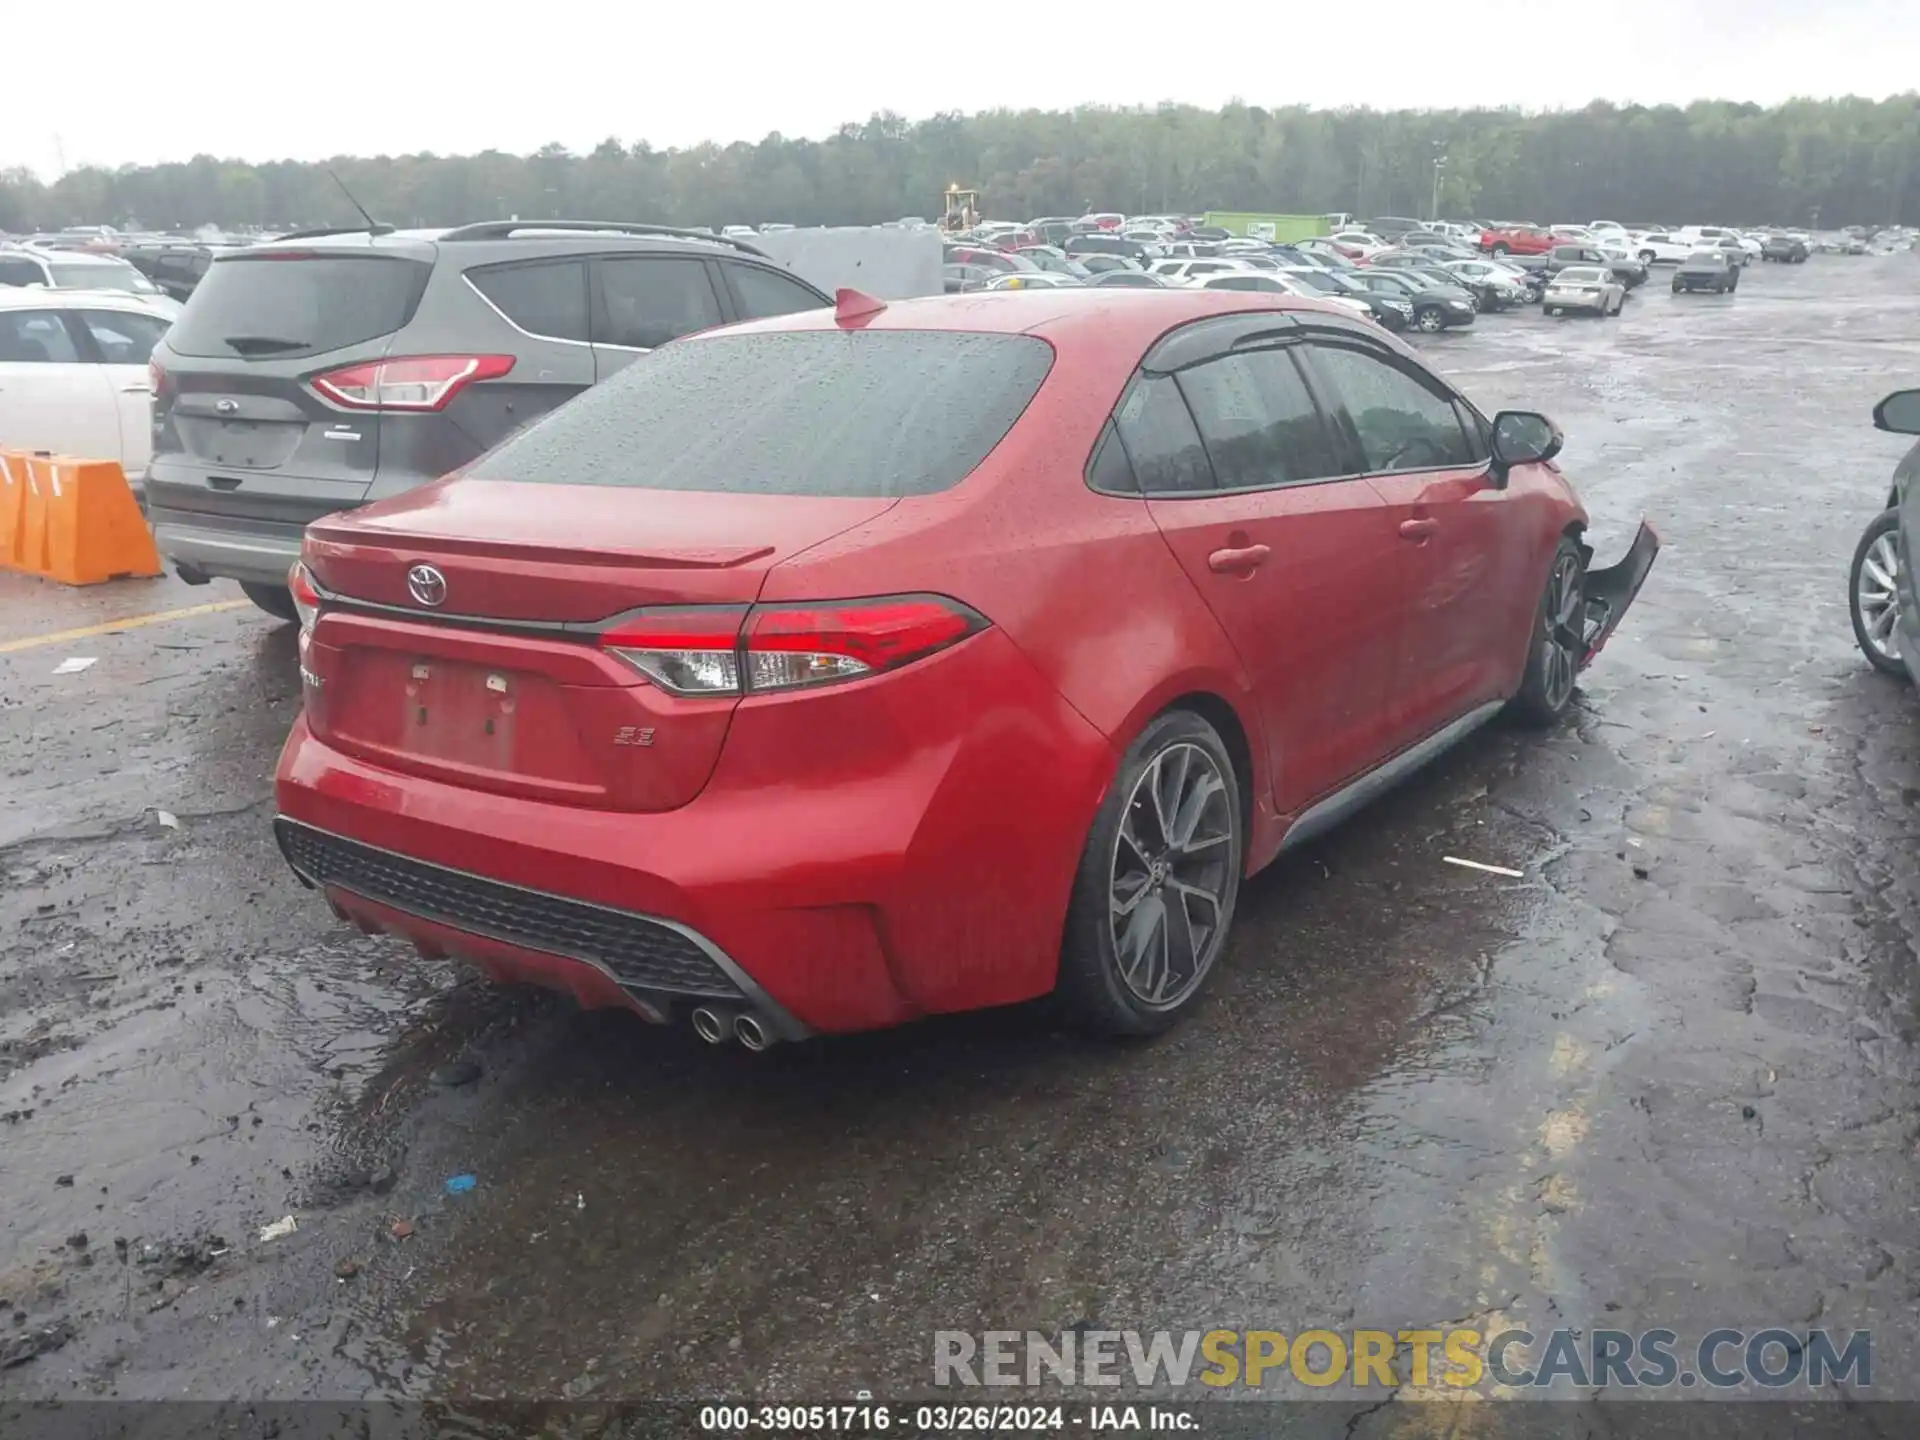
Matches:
[469,330,1054,498]
[163,252,430,360]
[50,261,157,295]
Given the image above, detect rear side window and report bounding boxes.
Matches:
[594,257,724,350]
[163,253,429,359]
[1177,349,1343,490]
[1112,376,1214,495]
[76,310,170,365]
[467,260,588,342]
[469,330,1052,497]
[725,264,827,321]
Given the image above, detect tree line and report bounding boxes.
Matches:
[3,96,1917,236]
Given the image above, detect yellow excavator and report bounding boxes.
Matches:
[940,185,980,234]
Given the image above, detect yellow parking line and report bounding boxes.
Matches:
[0,599,254,654]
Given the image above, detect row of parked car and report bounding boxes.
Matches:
[943,224,1634,333]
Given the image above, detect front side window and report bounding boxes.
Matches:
[724,265,824,320]
[1175,349,1343,491]
[1306,343,1476,474]
[594,256,724,350]
[0,310,81,364]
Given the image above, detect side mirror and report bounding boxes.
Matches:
[1490,410,1563,480]
[1873,389,1920,436]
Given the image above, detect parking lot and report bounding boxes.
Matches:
[4,255,1919,1411]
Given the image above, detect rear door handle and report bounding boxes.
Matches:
[120,383,152,393]
[1398,518,1440,541]
[1208,544,1271,574]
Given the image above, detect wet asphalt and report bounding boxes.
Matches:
[3,255,1919,1418]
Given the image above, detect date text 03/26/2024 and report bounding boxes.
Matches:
[698,1405,1188,1432]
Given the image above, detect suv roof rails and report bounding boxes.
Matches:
[270,223,398,242]
[435,220,767,257]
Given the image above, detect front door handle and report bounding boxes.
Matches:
[1398,518,1440,541]
[120,383,152,393]
[1208,544,1271,574]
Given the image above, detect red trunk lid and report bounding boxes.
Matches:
[299,479,896,812]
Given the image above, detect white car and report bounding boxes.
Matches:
[983,272,1084,290]
[1187,270,1376,320]
[1542,266,1625,317]
[1626,232,1693,264]
[0,288,170,472]
[1677,226,1759,262]
[1328,231,1390,256]
[1149,258,1256,284]
[0,245,184,319]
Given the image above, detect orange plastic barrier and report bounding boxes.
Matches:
[0,451,161,585]
[0,451,24,570]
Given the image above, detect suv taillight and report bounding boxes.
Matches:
[600,596,987,697]
[288,562,321,630]
[309,354,514,411]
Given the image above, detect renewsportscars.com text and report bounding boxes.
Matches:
[933,1328,1871,1390]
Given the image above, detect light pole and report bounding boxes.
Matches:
[1430,152,1449,222]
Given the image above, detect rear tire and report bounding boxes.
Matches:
[1507,537,1586,728]
[1058,710,1243,1036]
[241,582,299,623]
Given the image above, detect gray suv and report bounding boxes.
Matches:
[145,221,832,618]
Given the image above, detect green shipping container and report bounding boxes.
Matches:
[1204,212,1334,242]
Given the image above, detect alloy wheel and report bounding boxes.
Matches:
[1109,742,1234,1009]
[1416,308,1445,333]
[1856,529,1902,663]
[1540,551,1584,711]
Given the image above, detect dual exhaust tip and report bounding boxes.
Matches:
[690,1005,777,1051]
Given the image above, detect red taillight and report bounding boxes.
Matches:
[744,598,984,691]
[599,596,987,697]
[309,354,515,412]
[601,605,750,697]
[288,562,320,629]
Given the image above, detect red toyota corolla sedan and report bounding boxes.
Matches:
[274,288,1657,1047]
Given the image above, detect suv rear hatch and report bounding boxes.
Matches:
[298,326,1053,813]
[146,245,433,527]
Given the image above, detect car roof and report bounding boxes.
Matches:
[708,288,1383,350]
[246,225,766,262]
[1,245,132,265]
[0,286,167,312]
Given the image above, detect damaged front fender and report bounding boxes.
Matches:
[1578,520,1660,667]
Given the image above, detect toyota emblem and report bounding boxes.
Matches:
[407,564,448,608]
[216,398,239,415]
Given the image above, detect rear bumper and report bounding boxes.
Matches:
[149,506,304,586]
[273,628,1117,1035]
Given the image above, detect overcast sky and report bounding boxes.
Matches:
[6,0,1915,176]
